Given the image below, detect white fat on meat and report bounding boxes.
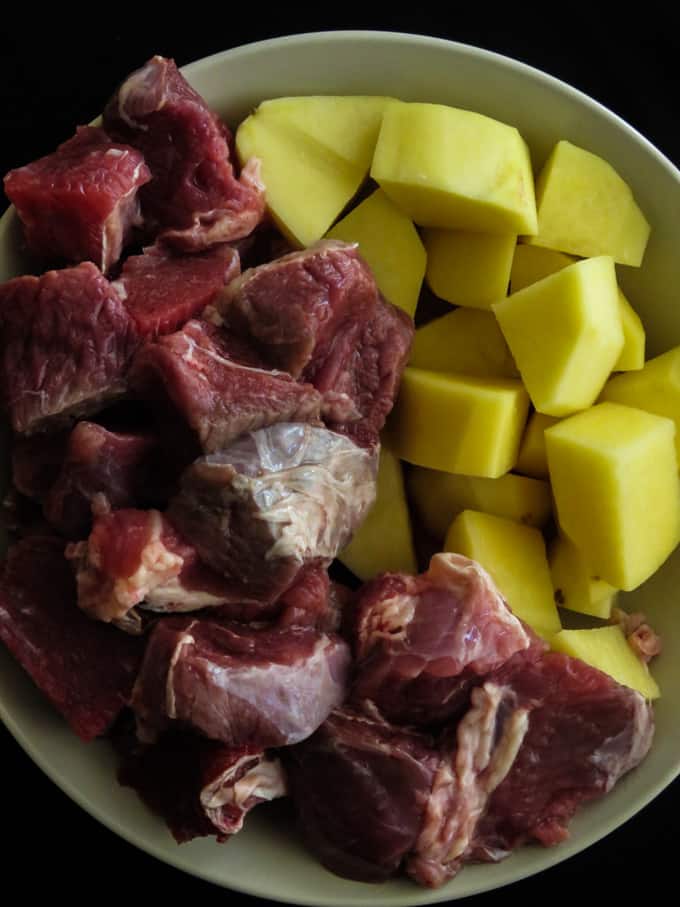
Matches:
[201,754,287,812]
[589,691,655,789]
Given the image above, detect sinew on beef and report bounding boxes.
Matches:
[3,126,151,273]
[219,240,414,447]
[103,55,265,250]
[350,553,532,727]
[168,422,378,604]
[0,536,145,741]
[131,618,351,747]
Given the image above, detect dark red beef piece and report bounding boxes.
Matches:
[43,421,159,539]
[116,729,286,843]
[3,126,150,272]
[285,708,442,883]
[131,618,351,747]
[103,55,265,251]
[129,320,323,457]
[168,423,378,605]
[350,553,534,727]
[218,241,414,447]
[274,565,339,632]
[467,652,655,862]
[11,430,70,499]
[0,262,138,434]
[113,243,240,339]
[0,536,145,741]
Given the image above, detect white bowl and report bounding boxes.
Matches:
[1,30,679,906]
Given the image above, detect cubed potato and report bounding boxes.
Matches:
[526,140,650,267]
[600,345,680,459]
[509,244,576,292]
[339,444,417,580]
[545,402,680,590]
[444,510,561,638]
[408,467,552,540]
[371,102,538,234]
[614,291,645,371]
[409,308,518,378]
[256,96,392,171]
[551,626,659,699]
[515,412,561,479]
[423,229,516,308]
[326,188,425,317]
[549,534,618,619]
[493,256,623,416]
[392,368,529,477]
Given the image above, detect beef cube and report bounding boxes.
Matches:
[43,422,159,538]
[0,536,145,741]
[168,423,378,604]
[4,126,150,272]
[0,262,138,434]
[350,552,534,727]
[219,241,414,446]
[285,708,442,883]
[112,243,240,339]
[129,320,323,457]
[116,729,286,843]
[131,618,351,747]
[103,55,265,251]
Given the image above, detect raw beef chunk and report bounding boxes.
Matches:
[468,652,655,862]
[131,618,351,747]
[130,320,322,456]
[350,553,532,727]
[274,565,340,632]
[285,708,442,883]
[44,422,159,538]
[117,730,286,843]
[103,55,265,250]
[112,243,240,338]
[168,423,378,604]
[0,536,144,740]
[11,430,71,499]
[4,126,150,272]
[0,263,138,434]
[219,241,414,446]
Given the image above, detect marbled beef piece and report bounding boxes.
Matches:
[350,553,532,727]
[3,126,150,272]
[0,263,138,434]
[103,55,265,251]
[0,536,145,741]
[117,730,286,843]
[130,320,322,460]
[285,708,442,883]
[131,618,351,748]
[467,652,655,863]
[112,243,240,339]
[218,241,414,446]
[168,423,378,605]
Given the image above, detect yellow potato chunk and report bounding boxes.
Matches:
[493,256,623,416]
[549,534,618,619]
[392,368,529,477]
[551,626,659,699]
[614,290,645,371]
[509,244,576,292]
[409,308,518,379]
[545,402,680,590]
[444,510,561,638]
[526,140,651,267]
[514,412,561,479]
[409,467,552,540]
[600,345,680,459]
[339,444,417,580]
[371,102,538,234]
[257,96,391,171]
[423,229,516,308]
[326,188,425,317]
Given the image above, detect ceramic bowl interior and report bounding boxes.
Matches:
[1,31,679,907]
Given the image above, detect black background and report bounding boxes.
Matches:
[1,13,677,906]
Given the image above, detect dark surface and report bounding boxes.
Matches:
[1,15,678,905]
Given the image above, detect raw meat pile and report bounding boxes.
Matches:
[0,56,654,890]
